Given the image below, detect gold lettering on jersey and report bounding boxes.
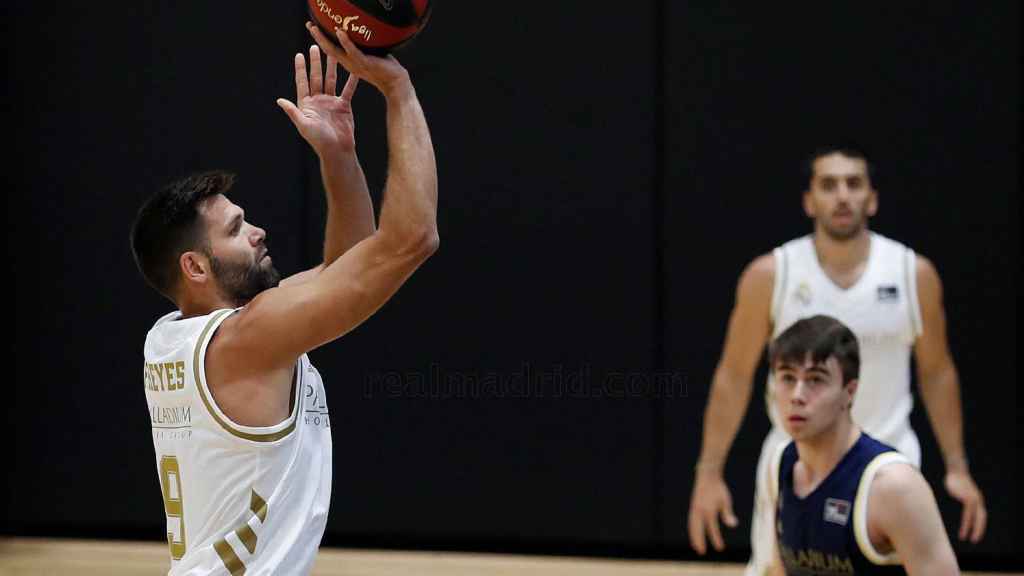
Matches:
[144,361,186,392]
[780,544,854,573]
[151,405,192,425]
[159,455,187,560]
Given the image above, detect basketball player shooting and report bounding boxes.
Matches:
[130,28,438,574]
[765,315,960,575]
[685,147,986,575]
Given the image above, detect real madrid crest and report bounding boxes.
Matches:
[794,282,813,306]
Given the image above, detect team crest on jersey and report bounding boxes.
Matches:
[794,282,813,306]
[876,284,900,302]
[823,498,851,526]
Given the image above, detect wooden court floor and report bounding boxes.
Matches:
[0,538,1017,575]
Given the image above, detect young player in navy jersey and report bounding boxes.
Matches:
[766,315,959,575]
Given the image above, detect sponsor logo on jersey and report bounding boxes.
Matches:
[823,498,851,526]
[876,284,900,302]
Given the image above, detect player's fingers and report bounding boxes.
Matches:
[970,502,987,543]
[706,512,725,552]
[306,22,352,66]
[325,55,338,97]
[687,509,707,555]
[340,73,359,102]
[294,53,310,101]
[334,28,368,68]
[721,504,739,528]
[275,99,305,128]
[958,498,976,541]
[309,45,324,95]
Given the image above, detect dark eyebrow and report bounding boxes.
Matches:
[774,363,829,375]
[226,212,243,232]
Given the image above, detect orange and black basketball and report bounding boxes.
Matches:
[307,0,433,55]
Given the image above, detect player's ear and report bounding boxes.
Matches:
[802,189,815,218]
[866,188,879,217]
[180,251,211,285]
[844,378,859,409]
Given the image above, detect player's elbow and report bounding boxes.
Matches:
[419,227,440,257]
[379,225,439,264]
[405,226,439,261]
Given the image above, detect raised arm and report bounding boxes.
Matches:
[913,255,986,543]
[871,463,960,576]
[688,253,775,554]
[278,45,376,288]
[221,28,438,374]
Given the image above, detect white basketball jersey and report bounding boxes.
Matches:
[768,232,923,465]
[143,308,332,575]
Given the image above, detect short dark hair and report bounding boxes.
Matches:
[803,144,876,188]
[130,171,236,299]
[768,315,860,384]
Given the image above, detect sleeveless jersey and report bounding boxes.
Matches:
[769,232,923,464]
[143,308,332,575]
[772,433,910,575]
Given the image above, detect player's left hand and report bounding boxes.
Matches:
[944,469,987,543]
[277,44,360,157]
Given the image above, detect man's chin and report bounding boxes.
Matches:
[823,224,864,242]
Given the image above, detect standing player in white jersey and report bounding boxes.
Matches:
[684,146,987,574]
[130,27,439,575]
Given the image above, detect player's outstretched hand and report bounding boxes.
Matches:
[687,471,739,555]
[306,22,410,98]
[277,44,360,157]
[944,469,987,543]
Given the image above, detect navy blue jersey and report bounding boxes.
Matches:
[774,432,910,575]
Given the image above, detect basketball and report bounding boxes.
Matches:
[307,0,433,55]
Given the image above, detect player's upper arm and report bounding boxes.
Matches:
[717,253,775,380]
[913,255,954,376]
[221,228,438,372]
[279,264,326,288]
[870,463,960,576]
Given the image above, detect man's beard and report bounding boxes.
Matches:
[821,218,865,241]
[821,206,868,242]
[209,254,281,306]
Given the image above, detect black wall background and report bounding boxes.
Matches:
[6,1,1019,571]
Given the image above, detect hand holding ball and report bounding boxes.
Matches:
[307,0,433,55]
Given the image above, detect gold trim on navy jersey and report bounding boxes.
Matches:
[852,451,909,565]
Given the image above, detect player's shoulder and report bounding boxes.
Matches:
[207,295,299,373]
[741,252,776,283]
[733,253,776,305]
[871,232,932,264]
[869,458,929,507]
[914,253,940,284]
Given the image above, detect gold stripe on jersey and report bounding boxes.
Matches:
[192,309,300,442]
[213,539,245,575]
[236,489,267,554]
[236,522,258,555]
[250,489,268,523]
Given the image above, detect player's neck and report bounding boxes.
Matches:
[812,227,871,273]
[795,420,861,487]
[177,292,236,319]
